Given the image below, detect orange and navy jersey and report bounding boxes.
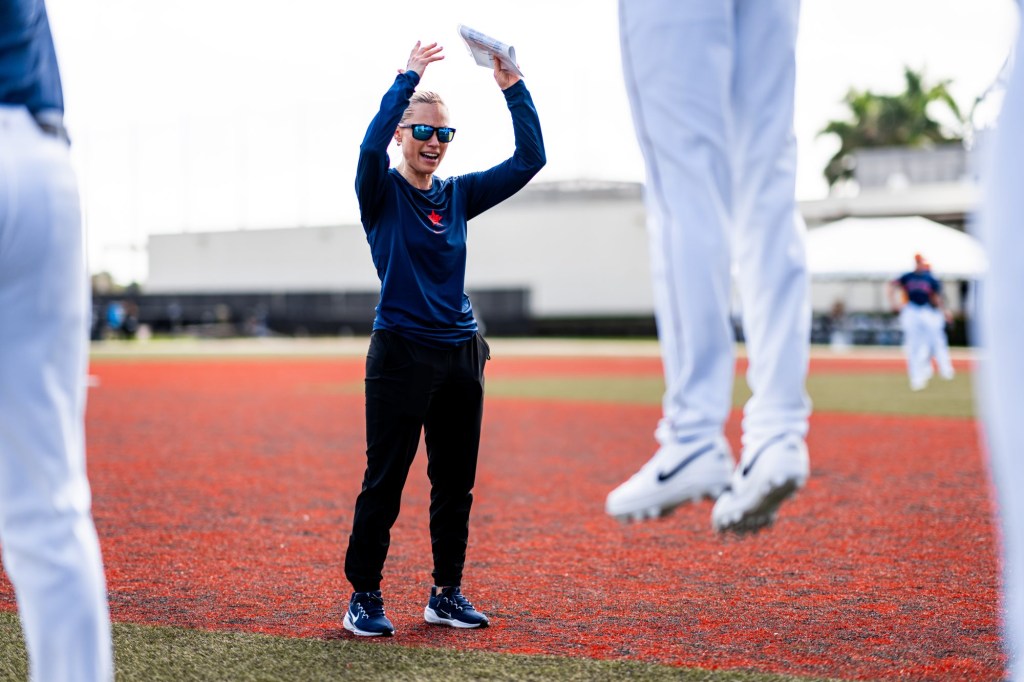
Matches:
[897,270,941,307]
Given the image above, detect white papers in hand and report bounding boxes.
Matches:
[457,24,524,78]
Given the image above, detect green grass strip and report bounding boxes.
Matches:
[483,372,975,419]
[0,612,836,682]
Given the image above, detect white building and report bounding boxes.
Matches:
[146,181,655,322]
[148,148,978,326]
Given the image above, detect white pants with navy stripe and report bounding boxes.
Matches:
[975,11,1024,676]
[619,0,811,454]
[0,105,112,682]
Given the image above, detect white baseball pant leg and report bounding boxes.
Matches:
[926,307,954,379]
[729,0,810,452]
[975,18,1024,678]
[900,304,933,388]
[619,0,808,451]
[620,0,736,447]
[0,105,113,682]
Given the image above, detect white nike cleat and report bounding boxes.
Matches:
[712,434,809,534]
[605,436,733,522]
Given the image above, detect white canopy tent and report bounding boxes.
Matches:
[805,216,988,281]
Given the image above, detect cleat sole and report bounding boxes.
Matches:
[714,477,803,534]
[608,485,730,523]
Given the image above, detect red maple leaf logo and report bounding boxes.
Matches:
[428,210,443,227]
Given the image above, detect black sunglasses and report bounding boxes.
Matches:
[399,124,456,143]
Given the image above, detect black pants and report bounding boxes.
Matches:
[344,329,490,592]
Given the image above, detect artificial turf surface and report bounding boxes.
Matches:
[0,611,828,681]
[0,343,1002,680]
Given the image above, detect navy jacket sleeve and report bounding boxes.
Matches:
[459,80,546,220]
[355,71,420,231]
[0,0,64,114]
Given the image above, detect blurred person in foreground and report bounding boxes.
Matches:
[0,1,113,680]
[341,41,545,637]
[887,253,955,391]
[607,0,812,534]
[974,5,1024,677]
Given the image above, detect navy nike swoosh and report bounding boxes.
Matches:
[657,443,715,482]
[673,433,704,445]
[741,434,789,477]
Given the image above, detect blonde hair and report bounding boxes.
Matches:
[399,91,447,125]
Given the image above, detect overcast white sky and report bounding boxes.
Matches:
[44,0,1019,284]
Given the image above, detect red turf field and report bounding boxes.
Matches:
[0,354,1004,680]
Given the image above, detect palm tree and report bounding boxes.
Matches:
[819,66,966,187]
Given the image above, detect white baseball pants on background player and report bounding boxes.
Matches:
[899,302,951,389]
[975,16,1024,678]
[0,105,112,681]
[619,0,811,455]
[925,306,955,380]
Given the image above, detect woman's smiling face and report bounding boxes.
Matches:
[395,102,451,182]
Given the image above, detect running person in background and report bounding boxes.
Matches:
[342,41,545,637]
[0,1,113,680]
[608,1,812,534]
[887,253,954,391]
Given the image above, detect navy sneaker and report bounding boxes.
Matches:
[343,590,395,637]
[424,586,489,628]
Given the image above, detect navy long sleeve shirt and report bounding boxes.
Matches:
[355,71,546,347]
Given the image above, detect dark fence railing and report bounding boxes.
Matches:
[91,290,972,346]
[91,288,532,339]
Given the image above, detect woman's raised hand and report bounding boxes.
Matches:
[492,57,521,90]
[402,41,444,78]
